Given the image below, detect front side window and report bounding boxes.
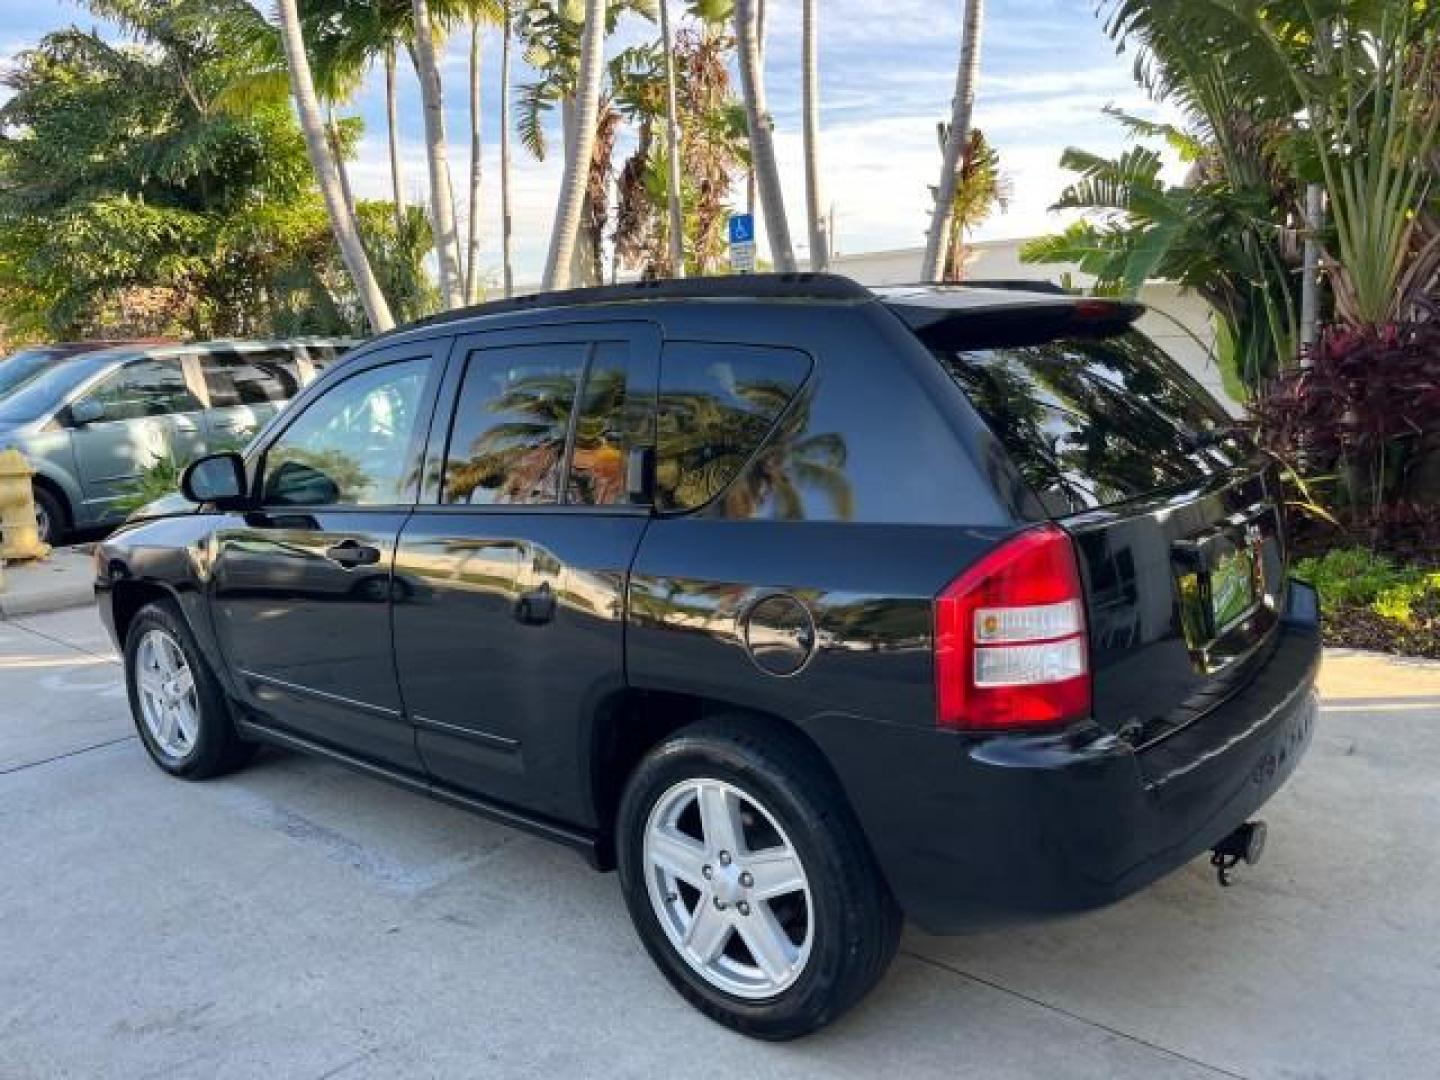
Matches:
[201,351,301,407]
[83,359,202,421]
[263,358,431,507]
[441,344,587,506]
[656,343,811,512]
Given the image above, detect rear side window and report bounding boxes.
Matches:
[932,331,1238,514]
[201,351,301,407]
[441,340,654,507]
[656,343,811,512]
[567,341,654,507]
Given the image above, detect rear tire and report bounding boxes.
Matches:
[32,485,65,547]
[617,716,901,1040]
[124,601,255,780]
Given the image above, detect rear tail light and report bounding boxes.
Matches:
[935,525,1091,731]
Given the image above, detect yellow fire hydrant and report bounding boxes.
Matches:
[0,448,51,572]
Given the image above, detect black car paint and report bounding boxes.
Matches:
[96,286,1320,931]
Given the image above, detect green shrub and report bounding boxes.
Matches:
[1294,547,1440,628]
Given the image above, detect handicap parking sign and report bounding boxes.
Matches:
[728,214,755,245]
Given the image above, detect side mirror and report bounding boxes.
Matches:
[68,399,105,426]
[181,452,250,509]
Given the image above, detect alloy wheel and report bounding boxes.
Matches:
[135,629,200,759]
[642,778,813,999]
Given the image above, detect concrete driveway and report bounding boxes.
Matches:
[1,607,1437,1079]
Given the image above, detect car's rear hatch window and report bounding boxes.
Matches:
[932,330,1241,516]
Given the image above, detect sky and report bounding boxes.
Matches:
[0,0,1186,287]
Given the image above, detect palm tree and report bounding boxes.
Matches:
[659,0,686,278]
[274,0,395,332]
[734,0,795,272]
[936,126,1009,281]
[384,45,406,230]
[500,1,515,297]
[411,0,466,308]
[801,0,829,271]
[465,19,485,303]
[922,0,985,282]
[611,22,746,279]
[542,0,608,289]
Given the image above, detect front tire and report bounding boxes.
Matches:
[32,485,65,547]
[617,717,901,1040]
[124,602,254,779]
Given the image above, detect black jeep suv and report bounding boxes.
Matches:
[96,275,1319,1039]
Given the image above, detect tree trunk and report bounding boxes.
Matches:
[801,0,829,272]
[745,0,766,221]
[411,0,465,309]
[735,0,795,272]
[544,5,606,292]
[327,107,361,227]
[659,0,686,278]
[275,0,394,332]
[385,45,405,231]
[500,3,514,298]
[922,0,984,283]
[465,20,485,305]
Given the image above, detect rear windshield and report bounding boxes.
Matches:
[932,330,1242,515]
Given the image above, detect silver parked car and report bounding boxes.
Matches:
[0,339,356,543]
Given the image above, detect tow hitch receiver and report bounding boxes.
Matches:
[1210,821,1267,887]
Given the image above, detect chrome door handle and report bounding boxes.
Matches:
[325,540,381,567]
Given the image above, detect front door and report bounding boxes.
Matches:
[393,323,659,823]
[209,345,444,772]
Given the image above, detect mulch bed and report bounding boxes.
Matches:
[1320,594,1440,659]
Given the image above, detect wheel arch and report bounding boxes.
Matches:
[109,577,182,648]
[587,690,858,872]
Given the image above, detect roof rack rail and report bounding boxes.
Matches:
[403,272,873,333]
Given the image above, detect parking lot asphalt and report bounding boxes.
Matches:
[1,607,1437,1079]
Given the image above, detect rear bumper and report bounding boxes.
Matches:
[809,581,1321,934]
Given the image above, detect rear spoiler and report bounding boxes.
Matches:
[881,293,1145,350]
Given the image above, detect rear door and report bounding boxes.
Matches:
[198,347,305,448]
[928,325,1288,748]
[392,322,659,823]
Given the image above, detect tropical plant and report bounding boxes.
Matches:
[611,23,747,279]
[932,127,1009,282]
[923,0,985,282]
[1021,130,1300,395]
[0,8,384,338]
[734,0,795,272]
[1099,0,1440,332]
